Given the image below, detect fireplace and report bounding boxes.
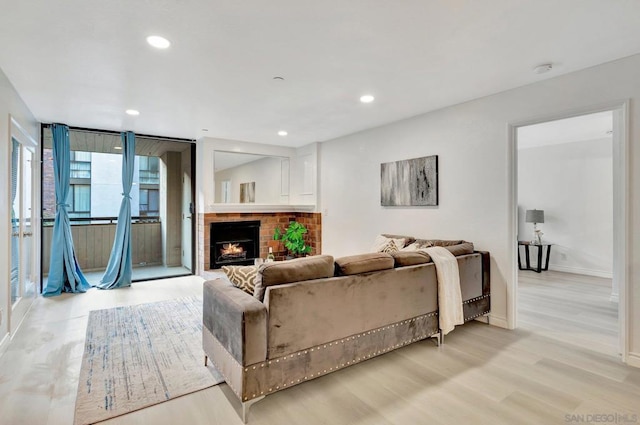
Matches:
[210,220,260,268]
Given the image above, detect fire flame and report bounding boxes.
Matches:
[221,243,244,255]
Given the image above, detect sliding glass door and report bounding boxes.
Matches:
[41,127,195,285]
[10,125,38,333]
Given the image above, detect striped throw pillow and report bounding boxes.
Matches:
[371,234,406,253]
[222,265,258,295]
[381,239,400,253]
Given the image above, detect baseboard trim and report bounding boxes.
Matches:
[627,352,640,369]
[488,315,509,329]
[547,264,613,279]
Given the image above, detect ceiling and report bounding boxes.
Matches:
[2,1,640,148]
[42,128,192,156]
[517,111,613,150]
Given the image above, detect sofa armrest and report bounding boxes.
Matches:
[474,250,491,296]
[203,278,268,366]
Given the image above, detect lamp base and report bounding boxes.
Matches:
[531,225,543,245]
[531,232,543,245]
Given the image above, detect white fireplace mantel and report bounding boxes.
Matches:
[206,204,317,214]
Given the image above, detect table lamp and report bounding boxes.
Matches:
[525,209,544,245]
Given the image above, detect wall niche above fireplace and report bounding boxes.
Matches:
[210,221,260,268]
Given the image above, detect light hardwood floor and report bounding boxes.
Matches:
[518,270,618,356]
[1,274,638,425]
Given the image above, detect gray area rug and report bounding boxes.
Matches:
[74,297,224,425]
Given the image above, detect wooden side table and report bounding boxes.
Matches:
[518,241,552,273]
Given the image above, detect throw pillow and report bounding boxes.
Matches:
[371,234,406,253]
[400,241,419,251]
[222,265,258,295]
[381,239,400,253]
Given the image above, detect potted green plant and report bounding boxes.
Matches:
[280,221,312,258]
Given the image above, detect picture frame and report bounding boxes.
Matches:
[239,182,255,203]
[380,155,438,206]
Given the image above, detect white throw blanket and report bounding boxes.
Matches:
[423,247,464,335]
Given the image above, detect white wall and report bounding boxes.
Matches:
[91,153,140,217]
[0,67,39,348]
[518,138,613,277]
[291,142,318,205]
[214,156,285,203]
[319,53,640,363]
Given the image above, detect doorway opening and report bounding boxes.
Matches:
[510,103,628,362]
[8,116,39,336]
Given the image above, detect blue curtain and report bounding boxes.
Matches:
[43,124,91,296]
[98,132,136,289]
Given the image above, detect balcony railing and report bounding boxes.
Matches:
[42,216,162,274]
[139,170,160,185]
[42,216,160,226]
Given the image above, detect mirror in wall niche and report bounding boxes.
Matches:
[214,151,290,204]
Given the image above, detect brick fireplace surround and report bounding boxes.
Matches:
[199,212,321,272]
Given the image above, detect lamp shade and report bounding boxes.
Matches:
[525,209,544,224]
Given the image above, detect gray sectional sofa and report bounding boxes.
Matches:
[202,239,490,422]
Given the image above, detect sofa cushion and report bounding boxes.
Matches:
[253,255,335,301]
[371,234,407,253]
[444,242,474,256]
[412,239,474,256]
[221,265,258,295]
[335,252,394,275]
[390,251,432,267]
[415,239,464,247]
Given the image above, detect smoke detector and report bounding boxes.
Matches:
[533,63,553,74]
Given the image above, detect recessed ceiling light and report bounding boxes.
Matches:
[125,109,140,116]
[278,130,288,136]
[114,146,122,150]
[146,35,171,49]
[360,95,375,103]
[273,76,285,81]
[533,63,553,74]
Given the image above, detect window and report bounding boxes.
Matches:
[67,184,91,218]
[139,188,159,216]
[139,156,159,185]
[138,156,159,217]
[70,151,91,179]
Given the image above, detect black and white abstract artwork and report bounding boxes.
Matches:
[239,182,255,203]
[380,155,438,206]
